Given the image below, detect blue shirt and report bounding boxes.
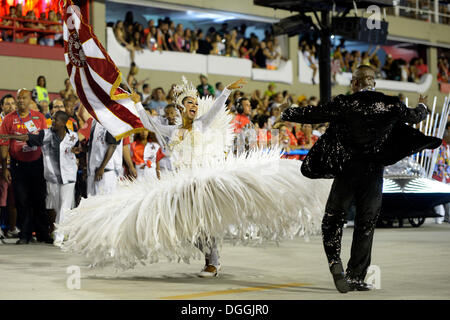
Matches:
[149,100,168,116]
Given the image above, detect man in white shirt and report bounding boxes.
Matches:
[87,120,122,196]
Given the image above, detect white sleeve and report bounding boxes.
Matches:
[197,88,232,131]
[135,102,176,145]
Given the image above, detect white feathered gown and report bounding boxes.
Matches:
[56,95,332,270]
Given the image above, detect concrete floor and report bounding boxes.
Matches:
[0,220,449,300]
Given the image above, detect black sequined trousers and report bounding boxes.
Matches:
[322,159,384,280]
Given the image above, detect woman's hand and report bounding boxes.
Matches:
[226,78,247,91]
[130,91,141,104]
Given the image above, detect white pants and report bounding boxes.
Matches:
[46,182,75,224]
[87,170,118,196]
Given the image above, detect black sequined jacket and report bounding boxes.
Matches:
[281,91,442,179]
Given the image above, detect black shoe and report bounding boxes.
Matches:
[330,263,350,293]
[16,238,30,245]
[345,277,374,291]
[37,237,54,244]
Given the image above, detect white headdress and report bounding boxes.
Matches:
[173,76,198,110]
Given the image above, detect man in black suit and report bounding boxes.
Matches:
[281,65,440,293]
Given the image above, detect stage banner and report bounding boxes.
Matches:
[62,0,144,140]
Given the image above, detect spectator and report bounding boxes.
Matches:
[211,33,225,55]
[1,111,79,245]
[197,75,215,98]
[32,76,49,104]
[166,84,177,104]
[49,99,65,117]
[266,39,282,70]
[114,21,135,56]
[1,5,20,42]
[438,57,449,83]
[415,58,429,79]
[197,30,212,55]
[24,10,45,45]
[160,20,174,51]
[269,92,284,110]
[382,54,394,79]
[302,43,318,84]
[39,10,60,46]
[60,78,77,100]
[0,94,19,238]
[142,83,152,108]
[253,40,267,68]
[64,94,79,132]
[227,29,243,58]
[127,62,147,93]
[183,28,194,52]
[215,82,224,97]
[232,97,252,133]
[296,123,318,150]
[38,100,52,127]
[173,24,185,52]
[146,25,159,51]
[268,106,281,128]
[264,83,276,99]
[149,87,168,116]
[274,122,300,160]
[361,45,380,67]
[130,130,162,180]
[0,89,50,244]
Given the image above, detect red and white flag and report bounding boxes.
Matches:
[62,0,144,140]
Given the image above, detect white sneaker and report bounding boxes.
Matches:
[198,264,221,278]
[6,227,20,238]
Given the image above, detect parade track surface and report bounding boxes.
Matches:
[1,221,449,300]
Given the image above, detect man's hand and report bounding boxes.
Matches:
[2,168,11,184]
[226,78,247,91]
[130,91,141,104]
[418,94,431,113]
[419,94,428,105]
[94,167,105,182]
[129,166,137,178]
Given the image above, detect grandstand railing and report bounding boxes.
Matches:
[389,2,450,24]
[0,16,63,44]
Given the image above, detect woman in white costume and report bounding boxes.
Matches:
[57,77,331,277]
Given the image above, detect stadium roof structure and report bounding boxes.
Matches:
[254,0,400,103]
[254,0,399,13]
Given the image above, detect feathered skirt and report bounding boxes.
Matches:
[56,149,332,269]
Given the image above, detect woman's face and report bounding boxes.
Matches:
[182,96,199,120]
[38,77,45,87]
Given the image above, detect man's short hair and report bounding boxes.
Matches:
[54,111,69,123]
[143,83,149,90]
[164,103,177,111]
[352,65,375,80]
[0,94,15,106]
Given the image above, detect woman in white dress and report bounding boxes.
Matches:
[57,77,331,277]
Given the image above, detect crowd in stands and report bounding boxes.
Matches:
[0,5,63,46]
[300,40,444,84]
[111,12,285,70]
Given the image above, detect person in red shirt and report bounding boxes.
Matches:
[0,89,50,244]
[232,97,252,133]
[275,122,301,160]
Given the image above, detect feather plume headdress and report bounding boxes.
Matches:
[173,76,198,110]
